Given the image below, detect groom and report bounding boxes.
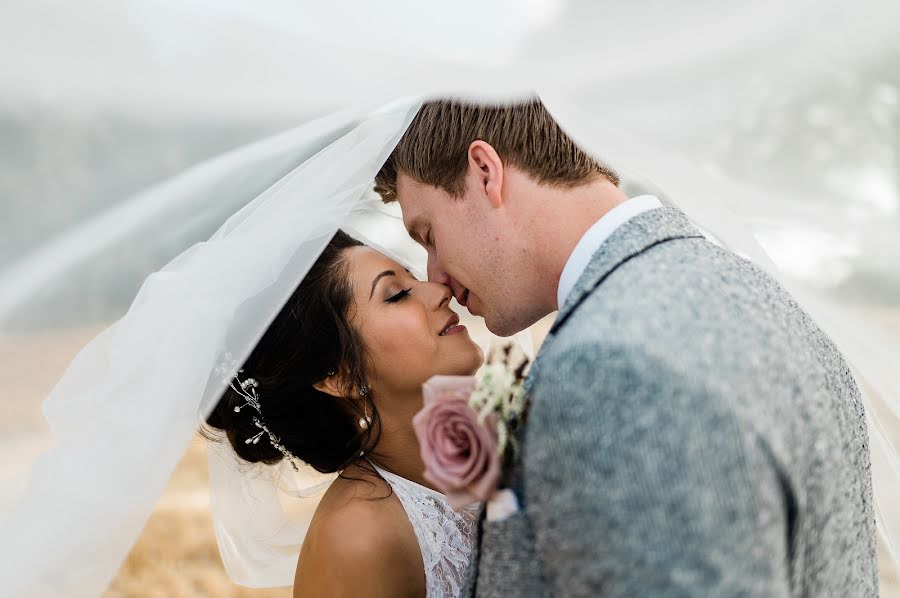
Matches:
[375,99,877,596]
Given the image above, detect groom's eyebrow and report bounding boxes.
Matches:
[369,270,397,299]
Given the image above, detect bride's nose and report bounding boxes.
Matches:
[424,281,452,310]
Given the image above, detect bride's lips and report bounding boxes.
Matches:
[438,314,466,336]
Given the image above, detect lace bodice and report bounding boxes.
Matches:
[372,464,479,598]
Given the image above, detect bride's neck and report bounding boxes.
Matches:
[366,393,434,490]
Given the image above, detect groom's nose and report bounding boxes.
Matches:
[426,256,451,287]
[427,257,467,305]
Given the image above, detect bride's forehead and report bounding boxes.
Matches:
[346,246,402,275]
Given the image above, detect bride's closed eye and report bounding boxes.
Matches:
[386,288,412,303]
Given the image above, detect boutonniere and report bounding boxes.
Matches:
[412,344,531,513]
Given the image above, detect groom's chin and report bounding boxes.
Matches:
[482,314,525,339]
[483,307,549,338]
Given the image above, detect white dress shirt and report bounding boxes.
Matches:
[556,195,663,309]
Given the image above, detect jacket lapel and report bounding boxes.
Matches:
[550,206,705,335]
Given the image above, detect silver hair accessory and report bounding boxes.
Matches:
[230,368,301,472]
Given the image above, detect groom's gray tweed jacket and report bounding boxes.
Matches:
[462,206,877,597]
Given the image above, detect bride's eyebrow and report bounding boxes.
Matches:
[369,270,396,299]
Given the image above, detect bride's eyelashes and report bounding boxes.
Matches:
[385,288,413,303]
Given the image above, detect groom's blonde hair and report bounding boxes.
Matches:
[374,97,618,203]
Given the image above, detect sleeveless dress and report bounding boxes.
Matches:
[371,463,480,598]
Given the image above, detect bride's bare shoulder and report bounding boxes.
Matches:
[293,464,424,598]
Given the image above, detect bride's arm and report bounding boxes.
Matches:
[293,499,424,598]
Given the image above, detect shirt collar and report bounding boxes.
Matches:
[556,195,663,309]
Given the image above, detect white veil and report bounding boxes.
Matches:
[0,98,427,595]
[1,1,899,595]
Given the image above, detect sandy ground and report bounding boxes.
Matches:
[1,313,898,597]
[105,438,290,598]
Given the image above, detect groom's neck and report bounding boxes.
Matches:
[523,178,628,303]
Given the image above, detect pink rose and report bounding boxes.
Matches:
[413,375,502,510]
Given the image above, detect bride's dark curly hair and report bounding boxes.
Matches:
[204,230,380,474]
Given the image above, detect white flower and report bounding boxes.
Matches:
[467,343,531,462]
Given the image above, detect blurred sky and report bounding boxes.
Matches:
[1,0,899,329]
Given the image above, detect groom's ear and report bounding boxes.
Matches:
[467,141,504,209]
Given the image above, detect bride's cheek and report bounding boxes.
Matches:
[382,315,425,355]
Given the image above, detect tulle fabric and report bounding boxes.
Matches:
[0,98,424,595]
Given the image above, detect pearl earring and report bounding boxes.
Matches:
[358,402,372,429]
[358,385,371,429]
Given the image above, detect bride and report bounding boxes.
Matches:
[204,230,483,597]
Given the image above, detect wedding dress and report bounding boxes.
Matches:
[371,463,480,598]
